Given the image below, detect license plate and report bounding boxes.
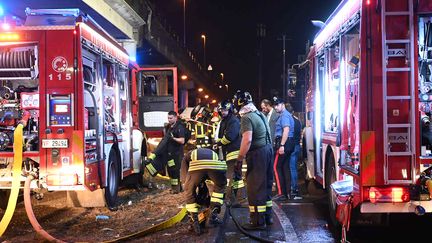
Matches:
[42,139,68,148]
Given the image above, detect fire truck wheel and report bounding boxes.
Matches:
[325,155,340,227]
[105,149,120,210]
[0,189,11,209]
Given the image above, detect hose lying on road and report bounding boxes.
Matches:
[24,175,66,243]
[104,207,187,242]
[227,205,274,243]
[23,172,187,243]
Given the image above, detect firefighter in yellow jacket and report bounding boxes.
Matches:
[182,148,227,235]
[215,100,244,206]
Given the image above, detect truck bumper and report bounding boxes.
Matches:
[361,201,432,213]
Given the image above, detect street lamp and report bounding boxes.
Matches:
[225,84,229,92]
[183,0,186,46]
[198,88,204,92]
[181,75,188,80]
[220,72,224,81]
[204,94,209,99]
[201,34,206,69]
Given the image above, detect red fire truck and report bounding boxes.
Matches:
[303,0,432,230]
[0,8,147,209]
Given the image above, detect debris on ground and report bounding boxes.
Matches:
[0,178,209,242]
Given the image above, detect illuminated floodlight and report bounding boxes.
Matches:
[1,23,10,31]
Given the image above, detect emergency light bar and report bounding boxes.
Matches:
[25,8,80,17]
[0,32,19,41]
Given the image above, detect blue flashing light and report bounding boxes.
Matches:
[0,5,4,16]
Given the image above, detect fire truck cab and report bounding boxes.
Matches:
[0,8,144,208]
[303,0,432,229]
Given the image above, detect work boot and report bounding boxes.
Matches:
[228,189,241,208]
[208,208,223,226]
[189,212,202,235]
[230,197,241,208]
[265,210,273,225]
[170,185,180,194]
[242,212,266,230]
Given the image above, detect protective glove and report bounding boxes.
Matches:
[148,153,156,160]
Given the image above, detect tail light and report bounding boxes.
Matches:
[367,187,410,203]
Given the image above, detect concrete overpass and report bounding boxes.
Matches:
[5,0,221,106]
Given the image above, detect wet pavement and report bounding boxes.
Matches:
[278,196,335,243]
[221,181,337,243]
[219,179,432,243]
[223,206,286,243]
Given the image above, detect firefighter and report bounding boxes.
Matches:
[233,90,273,230]
[194,106,213,148]
[182,147,227,235]
[145,111,186,194]
[215,100,244,206]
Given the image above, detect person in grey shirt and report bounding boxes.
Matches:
[261,99,280,146]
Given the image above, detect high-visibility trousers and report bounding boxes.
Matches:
[184,169,227,213]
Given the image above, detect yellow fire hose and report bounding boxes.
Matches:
[0,123,187,241]
[104,207,187,242]
[0,124,24,236]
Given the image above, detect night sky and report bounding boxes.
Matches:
[150,0,341,100]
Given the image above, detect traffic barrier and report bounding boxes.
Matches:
[0,124,24,236]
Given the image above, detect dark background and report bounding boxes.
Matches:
[149,0,341,100]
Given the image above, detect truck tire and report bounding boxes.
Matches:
[105,149,120,210]
[326,154,339,226]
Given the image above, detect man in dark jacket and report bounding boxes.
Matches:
[216,100,244,206]
[286,103,302,198]
[145,111,186,193]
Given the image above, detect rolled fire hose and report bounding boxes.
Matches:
[0,124,24,236]
[24,175,65,243]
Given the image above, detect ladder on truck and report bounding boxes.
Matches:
[381,0,415,184]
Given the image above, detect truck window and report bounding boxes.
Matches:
[339,23,360,172]
[322,43,340,133]
[138,70,174,97]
